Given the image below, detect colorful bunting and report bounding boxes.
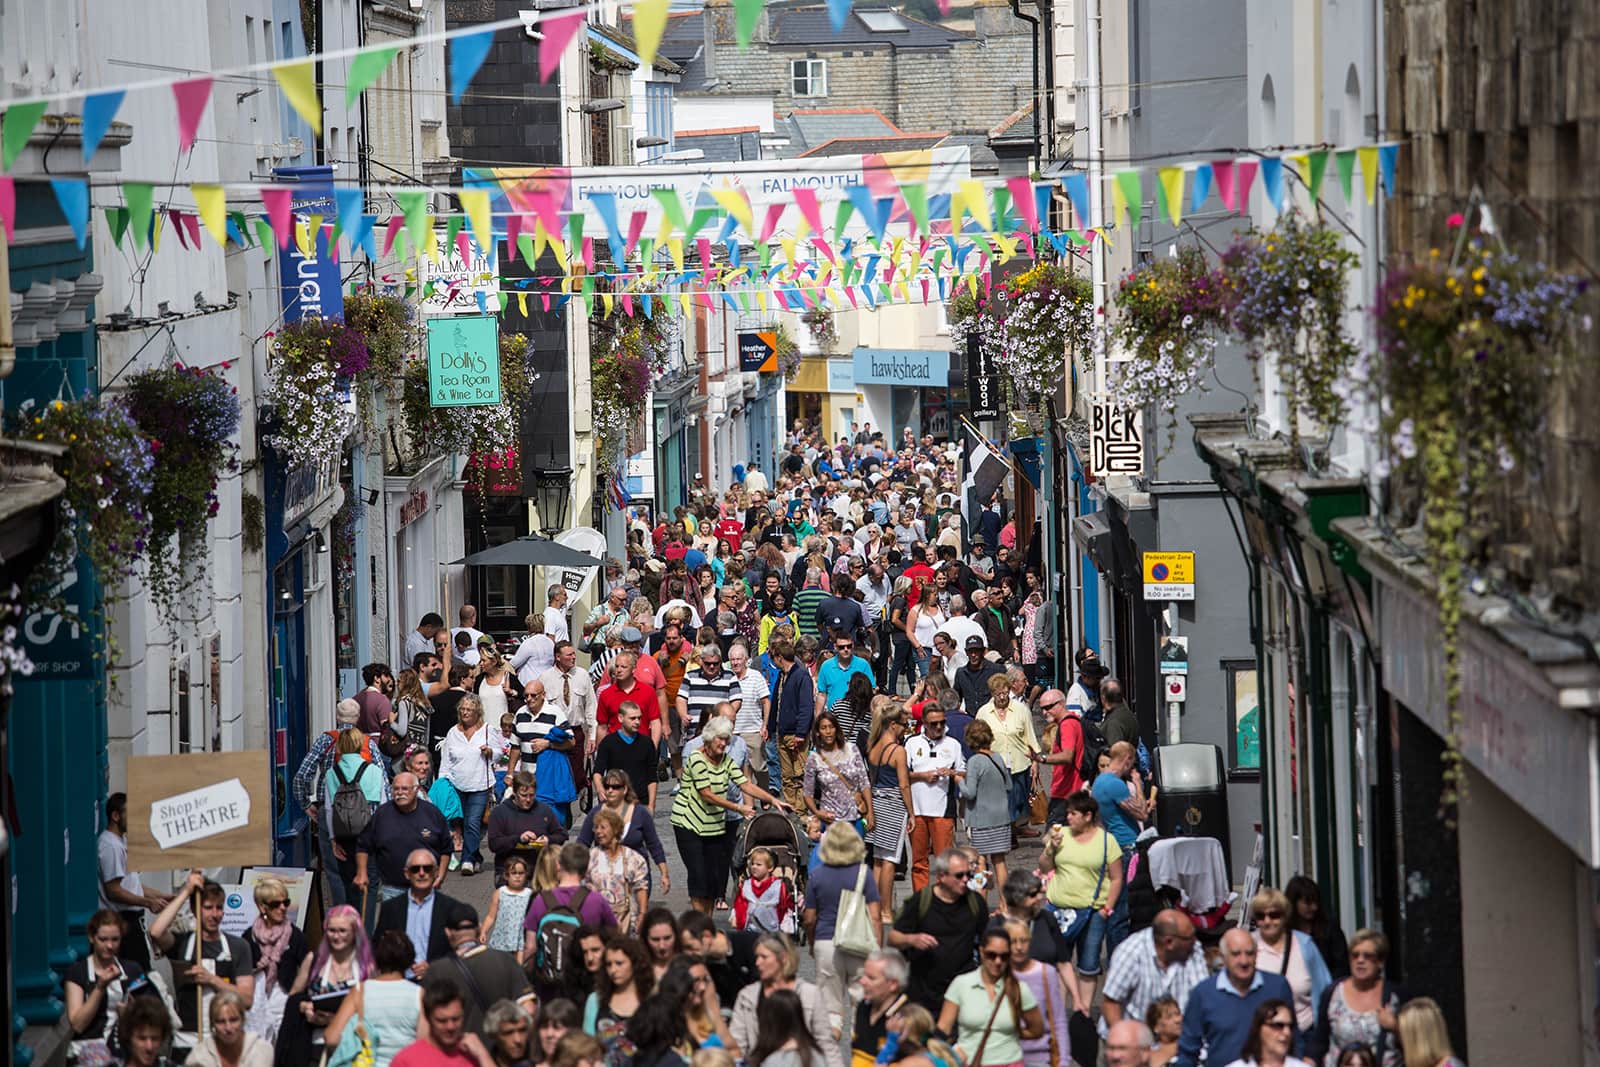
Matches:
[1156,166,1184,227]
[126,181,155,251]
[734,0,766,46]
[1334,149,1357,203]
[2,100,47,171]
[460,188,493,252]
[1378,144,1398,196]
[539,12,585,82]
[80,90,125,163]
[1235,159,1259,213]
[633,0,671,67]
[172,77,212,153]
[260,186,293,249]
[192,183,227,246]
[1212,160,1237,212]
[1061,172,1090,226]
[272,61,321,134]
[1260,155,1284,213]
[1189,163,1213,213]
[1112,170,1141,230]
[346,46,400,106]
[825,0,853,31]
[1357,145,1379,204]
[0,176,13,241]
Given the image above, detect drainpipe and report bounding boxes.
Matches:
[0,224,13,378]
[1009,0,1041,164]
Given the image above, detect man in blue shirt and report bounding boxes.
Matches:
[1175,929,1296,1067]
[816,634,875,709]
[1092,741,1151,955]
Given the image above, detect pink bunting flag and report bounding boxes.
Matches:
[1007,177,1038,233]
[1211,160,1236,211]
[169,211,190,250]
[505,212,523,251]
[757,203,785,244]
[382,215,404,258]
[937,0,951,14]
[696,237,713,269]
[182,212,201,249]
[1235,160,1259,212]
[625,211,647,258]
[324,223,339,262]
[921,278,931,304]
[456,230,472,265]
[882,258,895,283]
[792,188,825,237]
[0,176,13,242]
[581,236,594,272]
[1019,232,1035,259]
[542,292,551,312]
[844,286,858,309]
[527,191,561,237]
[697,288,715,311]
[622,292,635,317]
[172,77,213,153]
[261,187,294,249]
[811,236,837,263]
[539,11,586,83]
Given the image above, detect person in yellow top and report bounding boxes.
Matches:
[974,674,1041,840]
[1041,791,1124,1015]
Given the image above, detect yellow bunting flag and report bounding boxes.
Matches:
[1357,145,1380,204]
[294,219,313,259]
[993,232,1017,263]
[1157,167,1185,227]
[633,0,670,66]
[1110,176,1129,230]
[959,180,992,231]
[271,60,322,134]
[756,290,768,312]
[601,291,615,317]
[459,189,492,253]
[423,222,441,264]
[517,292,529,317]
[668,237,685,272]
[678,292,693,316]
[710,188,754,237]
[191,183,227,246]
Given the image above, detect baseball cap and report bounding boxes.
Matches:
[964,635,987,651]
[620,625,643,643]
[447,904,480,930]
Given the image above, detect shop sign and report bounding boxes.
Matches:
[851,346,950,387]
[127,751,272,869]
[427,315,502,407]
[14,552,96,679]
[466,448,521,494]
[1143,551,1195,600]
[965,334,1000,420]
[738,331,779,373]
[1090,396,1144,477]
[273,165,344,325]
[282,456,339,530]
[419,230,499,315]
[397,488,430,530]
[826,360,855,393]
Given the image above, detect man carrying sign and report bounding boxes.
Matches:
[150,869,257,1039]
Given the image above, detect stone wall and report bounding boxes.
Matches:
[1385,0,1600,602]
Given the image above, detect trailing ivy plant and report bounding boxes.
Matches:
[1109,247,1229,437]
[122,365,241,616]
[1220,210,1360,445]
[1370,239,1590,822]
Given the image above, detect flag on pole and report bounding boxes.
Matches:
[608,474,633,513]
[959,421,1009,544]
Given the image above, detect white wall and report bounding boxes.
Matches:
[675,96,776,133]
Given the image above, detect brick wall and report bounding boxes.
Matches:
[1385,0,1600,601]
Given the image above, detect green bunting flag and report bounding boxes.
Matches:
[1306,148,1330,202]
[253,217,275,253]
[1113,170,1142,230]
[346,46,399,106]
[396,190,429,252]
[902,183,929,235]
[2,100,47,171]
[105,207,130,248]
[1334,149,1357,203]
[125,182,154,250]
[733,0,765,47]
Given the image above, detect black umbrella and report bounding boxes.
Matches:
[451,535,605,568]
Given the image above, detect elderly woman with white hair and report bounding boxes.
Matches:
[669,716,794,915]
[439,693,502,875]
[801,821,884,1039]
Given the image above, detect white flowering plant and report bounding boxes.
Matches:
[1109,248,1229,426]
[992,261,1095,410]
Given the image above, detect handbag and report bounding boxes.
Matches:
[968,980,1010,1067]
[1048,830,1109,945]
[832,864,879,957]
[1029,789,1048,826]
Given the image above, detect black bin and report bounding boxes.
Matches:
[1152,743,1230,882]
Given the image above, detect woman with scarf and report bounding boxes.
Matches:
[241,877,310,1042]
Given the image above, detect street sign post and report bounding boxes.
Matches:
[1143,551,1195,600]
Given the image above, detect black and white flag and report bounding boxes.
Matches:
[960,424,1010,538]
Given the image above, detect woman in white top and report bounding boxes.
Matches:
[905,584,948,679]
[475,648,523,728]
[1223,999,1313,1067]
[510,614,556,687]
[323,930,426,1067]
[186,991,275,1067]
[439,694,503,875]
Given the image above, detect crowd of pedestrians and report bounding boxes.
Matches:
[81,420,1465,1067]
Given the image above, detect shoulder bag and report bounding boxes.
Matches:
[832,864,879,957]
[1039,966,1060,1067]
[1047,830,1109,946]
[968,977,1009,1067]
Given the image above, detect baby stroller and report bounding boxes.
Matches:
[732,811,807,939]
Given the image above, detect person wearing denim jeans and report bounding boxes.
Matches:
[1092,741,1151,957]
[1041,791,1125,1015]
[438,695,502,875]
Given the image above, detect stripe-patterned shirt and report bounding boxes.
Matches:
[671,750,747,835]
[680,669,741,733]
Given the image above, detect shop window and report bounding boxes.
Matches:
[1224,659,1260,777]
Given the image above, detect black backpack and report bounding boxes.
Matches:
[532,888,589,985]
[1077,719,1109,784]
[330,762,373,844]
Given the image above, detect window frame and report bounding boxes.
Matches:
[791,58,828,98]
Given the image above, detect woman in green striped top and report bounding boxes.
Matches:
[671,717,793,914]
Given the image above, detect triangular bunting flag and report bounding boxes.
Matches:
[1357,146,1379,204]
[1334,149,1357,203]
[0,176,14,241]
[539,12,586,82]
[1236,160,1259,212]
[253,217,275,252]
[346,46,399,106]
[1212,160,1237,212]
[2,100,47,171]
[1006,176,1038,233]
[460,188,493,252]
[450,28,495,104]
[80,90,125,163]
[634,0,671,66]
[272,61,322,134]
[1378,144,1398,196]
[734,0,765,46]
[49,178,89,249]
[126,181,155,251]
[1189,163,1213,213]
[192,183,227,246]
[104,206,128,248]
[1112,170,1141,229]
[261,186,293,249]
[1260,156,1285,212]
[1061,172,1090,227]
[825,0,853,32]
[172,77,212,153]
[902,183,929,237]
[397,190,429,251]
[1156,166,1184,227]
[1306,149,1330,202]
[335,187,365,247]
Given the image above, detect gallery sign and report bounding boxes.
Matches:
[965,334,1000,420]
[427,315,502,407]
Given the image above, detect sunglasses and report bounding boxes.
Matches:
[604,782,624,790]
[1262,1020,1293,1031]
[1350,950,1381,961]
[1041,700,1064,711]
[407,864,437,874]
[981,951,1010,961]
[1257,910,1285,920]
[264,899,290,908]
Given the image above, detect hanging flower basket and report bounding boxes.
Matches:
[401,332,531,466]
[12,397,154,586]
[263,317,363,466]
[1371,237,1591,820]
[1108,247,1229,423]
[122,365,241,612]
[774,323,801,381]
[801,308,838,352]
[1218,211,1360,443]
[343,291,420,383]
[993,261,1094,410]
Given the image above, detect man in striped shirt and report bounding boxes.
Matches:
[791,566,829,640]
[726,641,772,788]
[677,648,741,744]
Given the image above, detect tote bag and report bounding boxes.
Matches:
[833,864,878,957]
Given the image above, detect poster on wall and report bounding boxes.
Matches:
[1227,664,1260,772]
[126,752,273,869]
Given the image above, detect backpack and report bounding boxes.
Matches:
[1077,719,1109,784]
[533,888,589,985]
[912,884,982,923]
[330,761,372,844]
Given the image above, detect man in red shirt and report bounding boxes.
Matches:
[391,982,494,1066]
[714,512,744,553]
[595,651,661,745]
[901,545,936,595]
[1030,687,1085,826]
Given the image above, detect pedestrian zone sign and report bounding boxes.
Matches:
[1143,551,1195,600]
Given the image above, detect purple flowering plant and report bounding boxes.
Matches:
[1110,247,1229,423]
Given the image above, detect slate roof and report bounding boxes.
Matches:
[674,126,765,162]
[655,4,970,68]
[796,132,949,157]
[773,107,902,156]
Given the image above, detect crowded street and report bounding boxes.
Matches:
[2,2,1596,1067]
